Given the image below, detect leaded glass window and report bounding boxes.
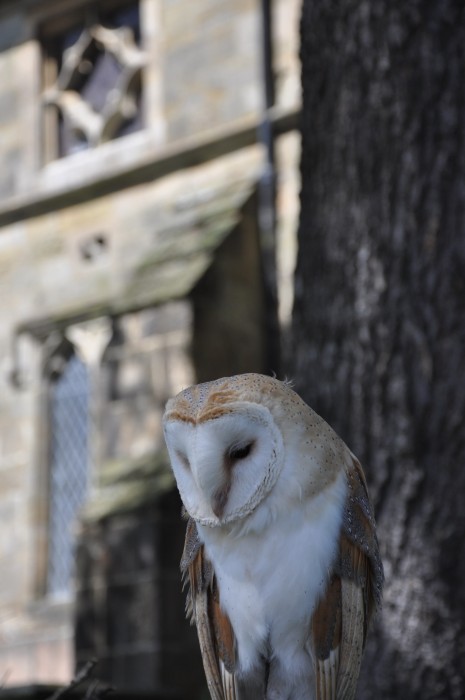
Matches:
[41,1,144,160]
[47,352,90,596]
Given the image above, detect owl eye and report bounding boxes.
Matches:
[228,441,254,461]
[176,450,190,469]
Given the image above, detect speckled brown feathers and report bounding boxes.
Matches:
[312,456,383,699]
[182,519,237,700]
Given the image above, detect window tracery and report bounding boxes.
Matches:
[42,2,144,159]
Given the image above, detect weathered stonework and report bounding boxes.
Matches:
[0,0,301,693]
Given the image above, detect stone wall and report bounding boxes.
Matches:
[70,186,267,695]
[0,149,265,683]
[0,0,301,210]
[163,0,261,141]
[0,0,302,690]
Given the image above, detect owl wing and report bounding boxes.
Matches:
[181,517,237,700]
[312,456,383,700]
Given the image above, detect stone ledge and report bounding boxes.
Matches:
[14,167,259,340]
[82,451,175,523]
[0,107,300,228]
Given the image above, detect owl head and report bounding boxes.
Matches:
[163,373,342,527]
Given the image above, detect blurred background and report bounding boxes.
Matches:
[1,1,465,699]
[0,0,300,697]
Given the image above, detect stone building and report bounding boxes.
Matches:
[0,0,301,695]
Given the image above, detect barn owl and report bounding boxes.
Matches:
[163,373,383,700]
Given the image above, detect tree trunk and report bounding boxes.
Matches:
[293,1,465,698]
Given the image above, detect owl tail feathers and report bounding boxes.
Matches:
[336,579,365,699]
[220,660,238,700]
[182,517,238,700]
[194,575,238,700]
[195,591,225,700]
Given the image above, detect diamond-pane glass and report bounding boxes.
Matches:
[52,4,143,156]
[48,354,90,596]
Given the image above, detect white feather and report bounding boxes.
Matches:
[198,471,347,677]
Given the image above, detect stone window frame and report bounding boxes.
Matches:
[32,318,112,602]
[33,332,91,600]
[11,0,166,201]
[39,0,145,164]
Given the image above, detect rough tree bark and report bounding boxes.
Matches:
[293,1,465,698]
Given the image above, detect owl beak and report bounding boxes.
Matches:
[191,455,231,520]
[211,485,230,519]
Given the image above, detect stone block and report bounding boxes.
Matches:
[140,302,192,338]
[101,397,161,462]
[0,91,18,126]
[34,636,73,685]
[163,3,260,141]
[273,0,302,111]
[0,149,20,199]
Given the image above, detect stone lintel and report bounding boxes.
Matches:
[0,107,300,228]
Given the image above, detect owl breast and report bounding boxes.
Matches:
[198,470,347,676]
